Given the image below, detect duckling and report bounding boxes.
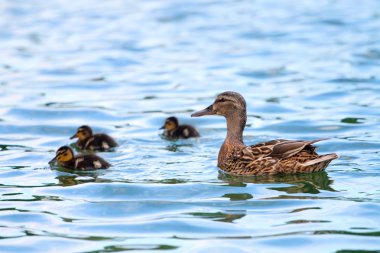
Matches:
[70,125,118,151]
[49,146,111,170]
[160,116,200,139]
[191,91,338,176]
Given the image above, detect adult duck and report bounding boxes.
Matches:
[191,91,338,176]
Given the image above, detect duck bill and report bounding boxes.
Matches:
[191,105,214,117]
[159,125,165,130]
[69,133,77,139]
[49,156,57,164]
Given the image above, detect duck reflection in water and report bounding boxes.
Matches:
[218,171,335,194]
[55,170,110,186]
[165,143,194,152]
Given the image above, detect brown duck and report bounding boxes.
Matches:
[191,91,338,176]
[70,125,118,151]
[160,116,200,139]
[49,146,111,170]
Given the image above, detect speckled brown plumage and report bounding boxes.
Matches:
[160,116,200,139]
[49,146,111,170]
[70,125,118,151]
[191,91,338,176]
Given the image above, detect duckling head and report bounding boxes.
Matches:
[49,146,74,164]
[160,117,179,131]
[191,91,246,118]
[70,125,93,140]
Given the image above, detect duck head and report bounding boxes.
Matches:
[191,91,246,118]
[191,91,247,143]
[49,146,74,164]
[70,125,93,140]
[160,117,179,131]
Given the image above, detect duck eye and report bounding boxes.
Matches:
[218,98,226,103]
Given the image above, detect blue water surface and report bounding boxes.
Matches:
[1,0,380,252]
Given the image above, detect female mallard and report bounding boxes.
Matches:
[70,125,118,151]
[49,146,111,170]
[160,116,200,139]
[191,91,338,176]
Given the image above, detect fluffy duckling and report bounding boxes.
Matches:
[70,125,118,151]
[191,91,338,176]
[160,116,200,139]
[49,146,111,170]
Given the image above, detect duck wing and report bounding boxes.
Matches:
[248,138,327,160]
[74,154,111,170]
[269,138,327,159]
[245,139,291,159]
[230,138,332,175]
[176,125,200,138]
[84,134,118,151]
[237,146,279,174]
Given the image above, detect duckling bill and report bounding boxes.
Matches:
[49,146,111,170]
[160,116,200,139]
[70,125,118,151]
[191,91,338,176]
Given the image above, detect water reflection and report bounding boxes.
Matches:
[219,171,335,194]
[165,143,194,152]
[188,211,246,223]
[341,117,365,124]
[0,144,32,151]
[286,219,330,224]
[101,244,179,251]
[55,170,110,186]
[222,193,253,201]
[56,175,88,186]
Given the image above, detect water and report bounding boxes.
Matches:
[1,0,380,252]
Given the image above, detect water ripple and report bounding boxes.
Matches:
[0,0,380,252]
